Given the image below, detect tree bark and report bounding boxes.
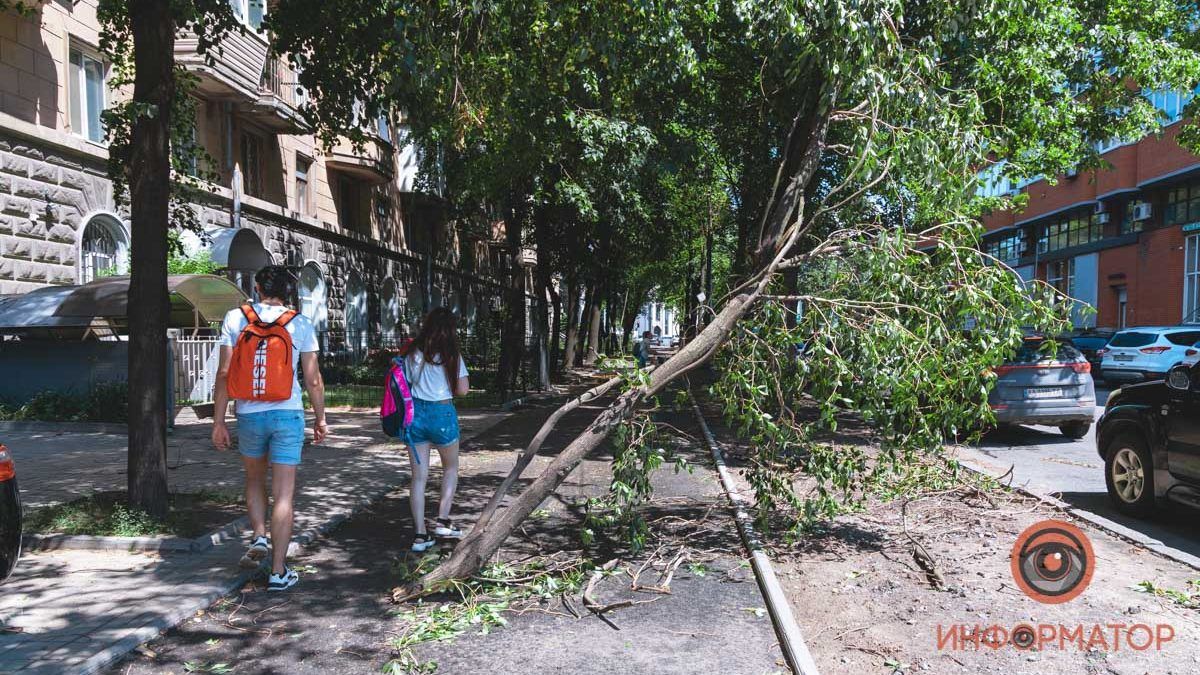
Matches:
[497,193,528,400]
[562,277,581,370]
[583,288,603,366]
[548,281,561,374]
[126,0,175,520]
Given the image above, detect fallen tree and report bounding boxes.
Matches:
[267,0,1200,599]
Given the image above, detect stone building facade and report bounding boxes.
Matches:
[0,1,521,351]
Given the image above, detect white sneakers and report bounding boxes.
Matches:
[268,567,299,592]
[240,535,269,569]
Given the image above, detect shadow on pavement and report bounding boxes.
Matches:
[1057,490,1200,560]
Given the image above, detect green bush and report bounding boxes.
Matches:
[0,382,129,423]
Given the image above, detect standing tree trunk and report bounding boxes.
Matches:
[548,280,561,374]
[562,277,581,370]
[497,193,529,401]
[583,287,603,366]
[126,0,175,519]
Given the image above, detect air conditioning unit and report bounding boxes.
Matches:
[1037,240,1049,255]
[1093,201,1108,215]
[1094,212,1111,225]
[1132,202,1153,221]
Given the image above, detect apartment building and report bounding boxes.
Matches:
[0,1,522,353]
[980,90,1200,330]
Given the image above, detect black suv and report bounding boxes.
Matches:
[1097,363,1200,516]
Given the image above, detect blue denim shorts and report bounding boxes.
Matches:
[238,410,306,465]
[405,399,460,447]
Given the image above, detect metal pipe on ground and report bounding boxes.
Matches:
[689,393,821,675]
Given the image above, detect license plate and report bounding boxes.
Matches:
[1114,355,1135,362]
[1026,388,1064,399]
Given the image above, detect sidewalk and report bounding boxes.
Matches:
[108,393,785,674]
[0,406,512,674]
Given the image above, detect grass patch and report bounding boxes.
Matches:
[24,490,243,538]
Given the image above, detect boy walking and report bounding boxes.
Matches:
[211,266,327,591]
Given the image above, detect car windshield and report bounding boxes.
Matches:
[1108,331,1157,348]
[1010,340,1082,364]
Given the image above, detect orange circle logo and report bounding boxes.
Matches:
[1010,519,1094,604]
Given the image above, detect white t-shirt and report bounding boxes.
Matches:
[406,349,469,401]
[220,303,319,414]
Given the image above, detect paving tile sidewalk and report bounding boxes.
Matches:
[0,406,514,675]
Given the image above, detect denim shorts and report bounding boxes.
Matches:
[238,409,306,466]
[405,398,460,447]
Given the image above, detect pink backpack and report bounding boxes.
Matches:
[380,355,415,447]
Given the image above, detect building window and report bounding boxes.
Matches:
[229,0,266,29]
[377,113,391,143]
[1038,210,1101,253]
[975,162,1013,198]
[1047,258,1075,298]
[374,193,391,228]
[1120,201,1144,234]
[298,261,328,336]
[80,215,129,283]
[345,271,368,362]
[337,176,360,231]
[240,132,263,198]
[1166,180,1200,226]
[984,230,1027,264]
[1147,88,1190,124]
[295,156,311,215]
[69,47,106,144]
[1186,235,1200,323]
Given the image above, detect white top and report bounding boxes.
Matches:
[219,303,319,414]
[406,349,469,401]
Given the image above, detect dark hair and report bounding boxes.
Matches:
[410,307,461,385]
[254,265,295,302]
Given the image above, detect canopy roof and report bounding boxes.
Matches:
[0,274,246,335]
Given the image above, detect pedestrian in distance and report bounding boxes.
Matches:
[633,330,653,368]
[403,307,470,552]
[211,265,327,592]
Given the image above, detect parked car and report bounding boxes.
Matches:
[988,336,1096,438]
[1098,327,1200,384]
[0,443,19,582]
[1065,329,1115,378]
[1097,363,1200,516]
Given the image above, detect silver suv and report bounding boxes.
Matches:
[988,337,1096,438]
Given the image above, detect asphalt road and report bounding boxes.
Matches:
[957,384,1200,562]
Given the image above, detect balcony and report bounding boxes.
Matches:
[175,32,305,131]
[326,135,393,185]
[244,56,307,132]
[175,28,269,102]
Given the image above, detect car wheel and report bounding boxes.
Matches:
[1104,433,1156,517]
[1059,422,1090,439]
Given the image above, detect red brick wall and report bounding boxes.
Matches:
[1095,144,1139,198]
[1139,124,1200,184]
[982,210,1014,233]
[1022,175,1097,222]
[1113,227,1187,327]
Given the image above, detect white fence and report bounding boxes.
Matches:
[173,336,221,403]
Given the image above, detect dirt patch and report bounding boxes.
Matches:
[702,413,1200,674]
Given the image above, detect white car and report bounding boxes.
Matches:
[1099,327,1200,383]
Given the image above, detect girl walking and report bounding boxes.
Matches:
[403,307,470,552]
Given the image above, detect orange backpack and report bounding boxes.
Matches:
[227,304,299,402]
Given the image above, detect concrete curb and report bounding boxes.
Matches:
[21,516,250,554]
[689,395,820,675]
[955,456,1200,571]
[0,420,129,435]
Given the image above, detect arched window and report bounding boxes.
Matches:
[79,214,129,283]
[345,271,368,362]
[298,262,328,339]
[380,277,402,339]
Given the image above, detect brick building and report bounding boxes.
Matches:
[0,2,526,355]
[980,91,1200,330]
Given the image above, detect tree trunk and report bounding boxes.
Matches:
[548,281,562,374]
[562,277,580,370]
[577,284,596,365]
[583,288,603,366]
[497,194,528,401]
[126,0,175,520]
